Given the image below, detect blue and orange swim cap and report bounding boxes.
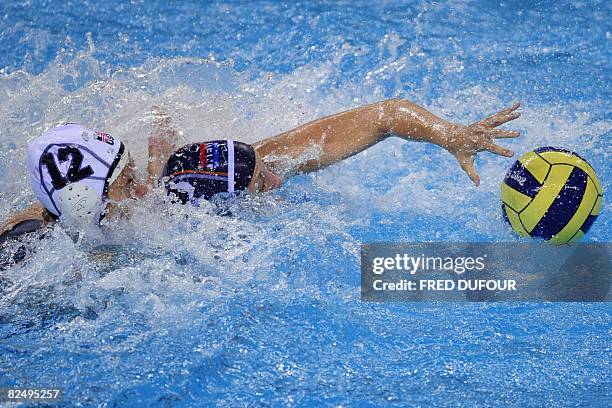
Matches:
[162,140,256,204]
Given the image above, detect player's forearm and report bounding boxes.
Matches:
[147,143,173,183]
[147,108,179,183]
[253,99,452,175]
[0,203,48,236]
[378,99,454,147]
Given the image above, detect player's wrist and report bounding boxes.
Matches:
[432,121,462,152]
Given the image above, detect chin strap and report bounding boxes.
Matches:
[227,139,234,193]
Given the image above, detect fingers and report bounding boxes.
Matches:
[484,111,520,128]
[457,155,480,186]
[480,101,521,128]
[495,101,521,118]
[503,101,521,114]
[487,143,514,157]
[491,129,520,138]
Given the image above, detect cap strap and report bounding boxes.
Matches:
[227,139,234,193]
[103,142,128,197]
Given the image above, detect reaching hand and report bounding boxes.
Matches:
[441,102,521,186]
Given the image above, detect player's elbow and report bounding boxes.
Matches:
[375,99,403,133]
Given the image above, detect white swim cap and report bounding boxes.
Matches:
[27,124,129,224]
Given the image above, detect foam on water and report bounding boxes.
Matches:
[0,1,610,405]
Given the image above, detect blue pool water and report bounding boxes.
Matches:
[1,0,610,406]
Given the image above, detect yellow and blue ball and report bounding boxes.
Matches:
[501,147,603,244]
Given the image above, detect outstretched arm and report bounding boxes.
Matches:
[253,99,520,185]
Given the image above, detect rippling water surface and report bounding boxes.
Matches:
[0,1,610,406]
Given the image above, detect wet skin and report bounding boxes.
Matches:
[247,150,283,193]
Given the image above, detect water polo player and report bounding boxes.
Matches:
[161,100,521,204]
[1,99,521,244]
[0,123,147,244]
